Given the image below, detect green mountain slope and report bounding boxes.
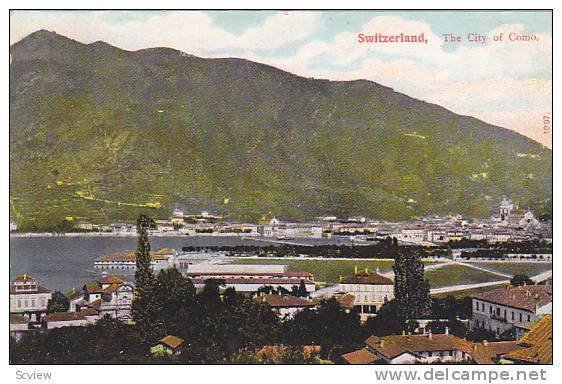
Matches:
[9,30,552,230]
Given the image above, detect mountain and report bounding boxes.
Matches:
[9,30,552,230]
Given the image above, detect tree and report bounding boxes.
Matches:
[393,247,431,319]
[47,291,70,313]
[132,214,161,343]
[153,267,196,330]
[291,280,309,297]
[510,274,534,287]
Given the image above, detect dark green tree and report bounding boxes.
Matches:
[510,274,535,287]
[132,214,161,343]
[47,291,70,313]
[393,247,432,319]
[153,267,196,330]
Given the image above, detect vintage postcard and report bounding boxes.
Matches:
[8,8,553,374]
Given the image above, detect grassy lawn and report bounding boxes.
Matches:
[469,262,552,277]
[431,283,509,299]
[424,265,505,289]
[230,258,397,284]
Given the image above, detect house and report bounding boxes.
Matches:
[80,275,134,321]
[342,332,522,364]
[503,314,552,364]
[259,294,315,319]
[42,308,99,330]
[10,314,32,340]
[151,335,185,357]
[9,275,53,322]
[338,270,394,320]
[65,288,84,312]
[470,285,552,339]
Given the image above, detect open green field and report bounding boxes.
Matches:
[230,258,399,284]
[424,265,505,289]
[431,283,509,299]
[469,262,552,277]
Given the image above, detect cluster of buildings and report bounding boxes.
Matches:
[342,284,552,365]
[51,197,549,245]
[343,315,552,364]
[9,274,134,338]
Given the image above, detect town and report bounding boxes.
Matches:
[9,196,553,245]
[9,197,552,364]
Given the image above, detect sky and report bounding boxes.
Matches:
[10,10,552,147]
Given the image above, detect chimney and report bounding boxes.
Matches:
[365,267,369,274]
[380,339,385,348]
[354,265,358,275]
[445,326,449,335]
[376,267,380,274]
[402,330,406,336]
[428,330,433,340]
[483,340,488,346]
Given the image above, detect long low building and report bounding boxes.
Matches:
[94,248,176,271]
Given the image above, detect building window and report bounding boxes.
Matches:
[511,312,514,320]
[476,302,480,311]
[519,313,522,322]
[527,314,531,322]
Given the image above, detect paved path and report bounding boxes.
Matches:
[448,259,512,279]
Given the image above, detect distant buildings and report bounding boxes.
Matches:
[469,285,552,340]
[9,275,52,322]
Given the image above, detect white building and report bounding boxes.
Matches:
[94,248,177,271]
[338,271,394,320]
[470,285,552,340]
[42,308,99,330]
[9,275,53,322]
[81,275,134,321]
[499,196,514,221]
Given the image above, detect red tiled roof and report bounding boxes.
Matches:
[473,285,552,312]
[97,249,174,262]
[337,294,356,309]
[98,275,125,285]
[342,348,380,364]
[10,314,30,324]
[159,335,184,349]
[261,294,315,308]
[504,315,552,364]
[43,308,98,322]
[341,272,393,285]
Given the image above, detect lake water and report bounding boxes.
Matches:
[9,235,351,292]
